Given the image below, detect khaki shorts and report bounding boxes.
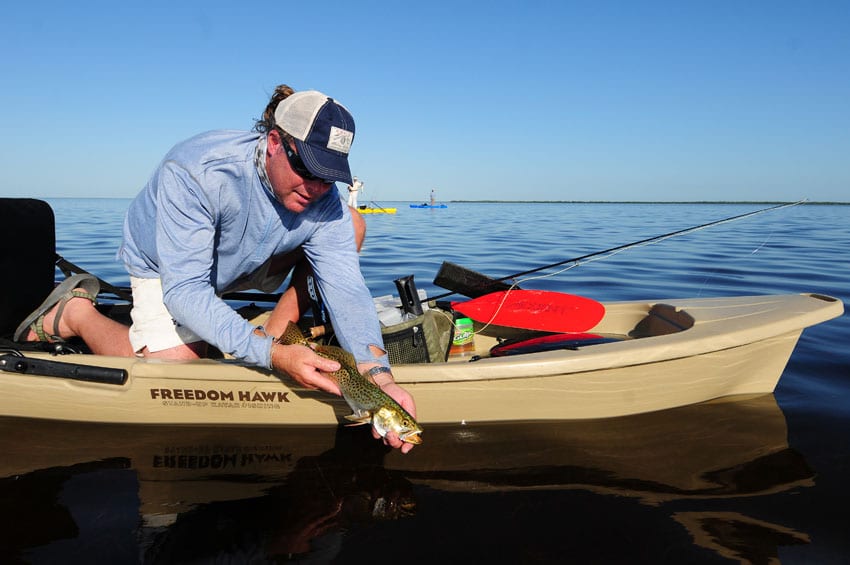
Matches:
[128,277,204,354]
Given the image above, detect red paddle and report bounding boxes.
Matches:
[452,289,605,333]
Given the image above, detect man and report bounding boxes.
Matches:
[14,85,415,453]
[347,176,363,208]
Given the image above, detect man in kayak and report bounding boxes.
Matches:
[14,84,415,453]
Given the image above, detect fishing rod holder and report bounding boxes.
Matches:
[394,275,424,317]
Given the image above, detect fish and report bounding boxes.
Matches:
[279,322,423,445]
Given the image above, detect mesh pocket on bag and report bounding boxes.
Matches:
[381,309,454,365]
[383,323,430,364]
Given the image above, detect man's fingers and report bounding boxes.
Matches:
[316,358,341,372]
[308,372,341,396]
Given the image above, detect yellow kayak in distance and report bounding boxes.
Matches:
[356,206,397,214]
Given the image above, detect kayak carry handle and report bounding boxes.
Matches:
[0,353,128,385]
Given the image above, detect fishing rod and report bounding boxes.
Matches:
[369,200,392,214]
[430,200,806,301]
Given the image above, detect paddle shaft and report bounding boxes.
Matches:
[430,200,805,301]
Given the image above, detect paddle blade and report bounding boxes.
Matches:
[452,290,605,333]
[433,261,517,298]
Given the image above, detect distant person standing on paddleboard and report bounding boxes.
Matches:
[347,176,363,208]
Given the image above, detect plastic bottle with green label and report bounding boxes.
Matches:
[450,317,475,358]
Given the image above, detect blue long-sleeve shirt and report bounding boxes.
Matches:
[117,130,385,369]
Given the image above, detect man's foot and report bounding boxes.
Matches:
[14,274,100,342]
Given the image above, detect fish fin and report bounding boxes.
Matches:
[344,413,372,426]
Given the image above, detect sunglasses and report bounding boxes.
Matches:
[282,140,333,185]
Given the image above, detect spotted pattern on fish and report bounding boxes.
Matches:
[278,322,422,444]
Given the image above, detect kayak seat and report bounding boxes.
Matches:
[0,198,57,339]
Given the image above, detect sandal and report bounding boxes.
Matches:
[13,274,100,342]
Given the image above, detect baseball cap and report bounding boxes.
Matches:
[274,90,355,185]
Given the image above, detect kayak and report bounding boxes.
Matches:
[410,203,447,208]
[0,198,843,426]
[0,291,841,425]
[356,207,397,214]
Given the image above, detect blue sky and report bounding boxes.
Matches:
[2,1,848,202]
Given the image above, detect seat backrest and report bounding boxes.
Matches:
[0,198,57,338]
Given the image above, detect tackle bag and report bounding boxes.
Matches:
[381,308,454,364]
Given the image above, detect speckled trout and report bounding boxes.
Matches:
[279,322,423,445]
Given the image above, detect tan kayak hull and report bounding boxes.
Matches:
[0,293,842,425]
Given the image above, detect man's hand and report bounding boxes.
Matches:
[272,342,342,395]
[361,364,418,454]
[272,344,418,454]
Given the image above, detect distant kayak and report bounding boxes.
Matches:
[410,203,447,209]
[356,207,397,214]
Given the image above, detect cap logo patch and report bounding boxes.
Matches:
[327,126,353,154]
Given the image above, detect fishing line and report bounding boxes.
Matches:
[461,200,807,333]
[694,212,782,296]
[749,231,775,255]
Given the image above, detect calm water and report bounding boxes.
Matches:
[1,199,848,564]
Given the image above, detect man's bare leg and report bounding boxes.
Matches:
[21,296,135,357]
[141,341,207,359]
[349,206,366,250]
